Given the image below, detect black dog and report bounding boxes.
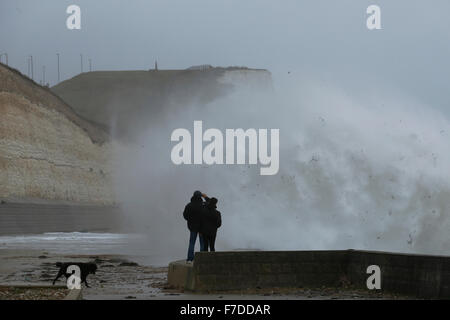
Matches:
[52,262,97,288]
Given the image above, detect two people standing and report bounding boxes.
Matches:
[183,190,222,262]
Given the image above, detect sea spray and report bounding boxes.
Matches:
[112,76,450,263]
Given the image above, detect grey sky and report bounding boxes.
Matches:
[1,0,450,113]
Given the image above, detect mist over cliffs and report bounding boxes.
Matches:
[1,64,269,205]
[52,67,272,141]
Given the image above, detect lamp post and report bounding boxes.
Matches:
[56,53,60,83]
[0,53,8,65]
[29,55,34,80]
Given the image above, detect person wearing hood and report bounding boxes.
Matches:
[183,190,206,262]
[200,195,222,252]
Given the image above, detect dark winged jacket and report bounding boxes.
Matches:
[200,200,222,236]
[183,195,205,232]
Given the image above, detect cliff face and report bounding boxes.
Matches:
[52,67,272,141]
[0,64,115,204]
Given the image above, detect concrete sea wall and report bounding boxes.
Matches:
[0,202,121,235]
[168,250,450,298]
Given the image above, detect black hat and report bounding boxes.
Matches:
[207,197,218,209]
[193,190,202,198]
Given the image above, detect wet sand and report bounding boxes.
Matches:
[0,286,68,300]
[0,249,168,299]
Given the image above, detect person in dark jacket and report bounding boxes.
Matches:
[200,196,222,252]
[183,190,206,262]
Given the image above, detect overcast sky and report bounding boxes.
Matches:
[1,0,450,114]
